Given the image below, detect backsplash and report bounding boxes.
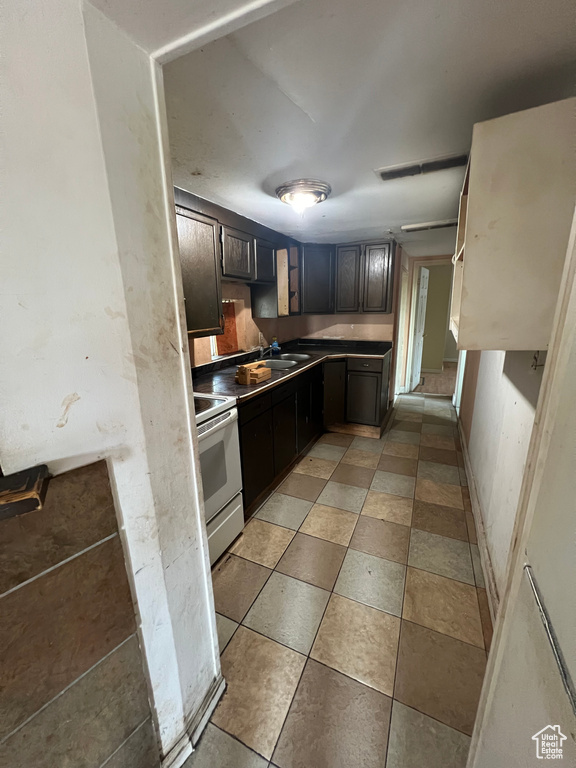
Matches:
[189,283,395,368]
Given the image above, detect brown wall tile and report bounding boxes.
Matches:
[104,718,160,768]
[0,461,117,594]
[0,536,136,739]
[0,636,152,768]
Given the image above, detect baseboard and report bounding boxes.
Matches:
[188,675,225,746]
[328,422,381,438]
[421,368,443,374]
[457,420,500,623]
[161,730,193,768]
[161,675,225,768]
[443,357,458,363]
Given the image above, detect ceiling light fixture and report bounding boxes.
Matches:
[275,179,331,215]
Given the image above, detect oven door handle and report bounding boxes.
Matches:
[197,408,238,442]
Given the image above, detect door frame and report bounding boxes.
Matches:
[468,208,576,764]
[410,265,430,390]
[403,256,453,395]
[394,264,410,395]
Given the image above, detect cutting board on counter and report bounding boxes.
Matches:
[235,360,272,385]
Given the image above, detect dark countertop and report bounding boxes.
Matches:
[192,339,393,402]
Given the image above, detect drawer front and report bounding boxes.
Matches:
[238,392,271,425]
[206,493,244,565]
[271,376,298,406]
[347,357,383,373]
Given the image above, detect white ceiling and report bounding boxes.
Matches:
[89,0,298,59]
[163,0,575,254]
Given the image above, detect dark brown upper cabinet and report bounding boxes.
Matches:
[335,241,394,313]
[335,245,362,312]
[363,242,393,312]
[301,244,335,314]
[175,207,223,338]
[253,238,276,283]
[221,225,253,280]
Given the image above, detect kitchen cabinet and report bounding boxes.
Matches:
[175,207,223,338]
[335,245,362,312]
[301,244,335,314]
[450,97,575,350]
[251,247,290,319]
[251,245,301,319]
[363,243,394,313]
[296,367,323,453]
[273,392,298,476]
[334,242,394,314]
[346,356,391,427]
[253,239,276,283]
[238,404,274,513]
[221,225,253,280]
[323,360,346,427]
[237,349,391,516]
[347,372,380,425]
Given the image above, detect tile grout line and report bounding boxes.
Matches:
[98,716,152,768]
[0,532,119,601]
[0,633,136,745]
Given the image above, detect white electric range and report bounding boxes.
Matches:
[194,393,244,564]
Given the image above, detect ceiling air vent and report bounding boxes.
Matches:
[375,153,468,182]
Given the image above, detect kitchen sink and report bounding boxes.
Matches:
[262,359,298,369]
[279,353,312,361]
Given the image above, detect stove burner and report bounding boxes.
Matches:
[193,396,227,415]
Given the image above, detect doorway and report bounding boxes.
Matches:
[407,260,457,396]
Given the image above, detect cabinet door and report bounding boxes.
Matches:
[296,376,312,454]
[176,208,223,338]
[273,393,298,476]
[310,365,324,440]
[221,225,253,280]
[301,244,335,314]
[323,360,346,427]
[346,371,381,426]
[363,243,393,312]
[336,245,362,312]
[254,239,276,283]
[239,410,275,513]
[380,352,391,417]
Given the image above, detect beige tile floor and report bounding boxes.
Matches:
[186,394,493,768]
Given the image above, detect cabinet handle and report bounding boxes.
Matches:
[363,363,369,367]
[219,313,225,332]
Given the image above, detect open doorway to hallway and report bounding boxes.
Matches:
[409,261,457,397]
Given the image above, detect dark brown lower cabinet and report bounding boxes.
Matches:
[273,393,298,476]
[323,360,346,427]
[239,408,274,513]
[346,371,381,426]
[345,354,392,427]
[238,353,391,517]
[297,367,324,453]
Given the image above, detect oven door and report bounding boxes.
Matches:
[197,408,242,522]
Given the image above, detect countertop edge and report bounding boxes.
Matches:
[195,348,393,404]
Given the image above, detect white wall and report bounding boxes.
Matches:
[444,327,458,361]
[466,351,544,594]
[2,1,219,763]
